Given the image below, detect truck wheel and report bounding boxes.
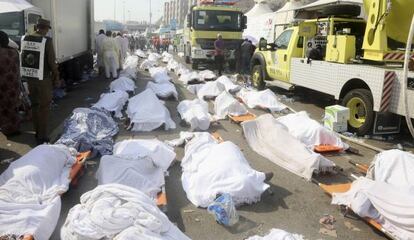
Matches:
[192,61,198,70]
[342,88,374,136]
[252,65,265,90]
[321,5,361,17]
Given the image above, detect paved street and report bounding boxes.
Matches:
[0,53,405,239]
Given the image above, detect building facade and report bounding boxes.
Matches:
[163,0,189,29]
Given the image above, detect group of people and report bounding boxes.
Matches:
[151,37,172,53]
[95,29,130,79]
[0,18,60,144]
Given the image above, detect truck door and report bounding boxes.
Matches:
[273,29,293,82]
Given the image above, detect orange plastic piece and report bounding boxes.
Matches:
[314,145,343,153]
[319,183,351,196]
[157,191,167,206]
[23,235,33,240]
[211,132,224,143]
[228,113,256,124]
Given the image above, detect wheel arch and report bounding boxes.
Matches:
[339,78,373,100]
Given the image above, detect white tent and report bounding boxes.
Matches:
[245,1,273,18]
[297,0,363,11]
[0,0,33,13]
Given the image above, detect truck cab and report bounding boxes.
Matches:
[184,4,247,69]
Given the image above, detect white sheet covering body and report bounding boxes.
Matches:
[0,145,76,240]
[197,81,222,100]
[242,114,335,180]
[367,149,414,187]
[246,228,304,240]
[332,177,414,240]
[177,99,211,131]
[277,111,348,150]
[148,52,161,62]
[179,71,202,84]
[180,132,269,207]
[96,139,176,198]
[127,89,176,131]
[147,81,178,100]
[216,76,241,94]
[109,77,136,93]
[238,88,287,112]
[93,90,129,118]
[214,91,248,119]
[199,70,216,81]
[135,49,147,58]
[150,67,171,83]
[61,184,190,240]
[140,59,158,70]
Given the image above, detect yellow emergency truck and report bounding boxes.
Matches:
[251,0,414,135]
[183,1,247,69]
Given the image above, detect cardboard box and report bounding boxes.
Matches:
[325,105,350,122]
[324,119,348,133]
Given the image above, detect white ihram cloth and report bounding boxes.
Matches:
[332,177,414,240]
[135,49,147,58]
[246,229,304,240]
[127,89,176,131]
[237,88,287,112]
[140,59,158,70]
[180,132,269,208]
[199,70,216,81]
[186,84,204,95]
[214,91,248,119]
[96,139,176,198]
[277,111,349,150]
[95,33,106,67]
[149,67,171,83]
[197,81,222,100]
[0,145,76,240]
[177,99,211,131]
[148,52,161,61]
[162,52,173,63]
[367,149,414,187]
[167,60,179,72]
[179,71,202,84]
[123,55,138,70]
[147,81,178,100]
[60,184,191,240]
[115,36,125,61]
[216,75,241,94]
[93,90,129,118]
[242,114,335,180]
[176,66,190,77]
[109,77,136,93]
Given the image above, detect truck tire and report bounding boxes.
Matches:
[252,65,265,90]
[342,88,374,136]
[321,5,361,17]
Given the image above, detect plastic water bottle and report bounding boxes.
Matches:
[207,193,239,226]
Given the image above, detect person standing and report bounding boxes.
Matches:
[20,19,60,144]
[214,34,225,76]
[240,39,253,74]
[0,31,21,136]
[115,33,124,68]
[95,29,106,75]
[102,31,119,79]
[122,34,129,60]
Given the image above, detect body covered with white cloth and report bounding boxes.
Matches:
[214,91,248,119]
[93,90,129,118]
[0,145,76,240]
[127,89,176,131]
[179,132,270,208]
[147,81,178,100]
[237,88,287,112]
[61,184,191,240]
[177,99,211,131]
[109,76,136,93]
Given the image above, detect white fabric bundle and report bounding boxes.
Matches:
[149,67,171,83]
[162,52,173,63]
[187,84,204,95]
[332,177,414,240]
[197,81,223,100]
[199,70,216,81]
[277,111,349,150]
[135,49,147,58]
[214,91,248,119]
[176,66,190,77]
[147,81,178,100]
[246,229,304,240]
[148,52,161,62]
[177,99,211,131]
[93,90,129,118]
[367,149,414,187]
[109,77,136,93]
[177,52,185,57]
[96,139,176,198]
[216,75,241,94]
[242,114,335,180]
[0,145,76,240]
[126,89,176,131]
[180,132,269,207]
[60,184,191,240]
[167,60,179,72]
[120,66,137,79]
[179,71,202,84]
[237,88,287,112]
[140,59,158,70]
[123,55,138,69]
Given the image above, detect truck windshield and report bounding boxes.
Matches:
[193,10,242,31]
[0,12,24,43]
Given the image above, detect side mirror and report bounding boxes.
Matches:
[186,14,191,27]
[242,16,247,29]
[259,39,267,51]
[268,43,277,51]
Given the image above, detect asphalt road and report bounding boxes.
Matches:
[1,52,405,239]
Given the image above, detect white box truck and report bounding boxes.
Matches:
[0,0,95,82]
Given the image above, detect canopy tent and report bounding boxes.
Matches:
[245,1,273,18]
[0,0,34,13]
[295,0,364,19]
